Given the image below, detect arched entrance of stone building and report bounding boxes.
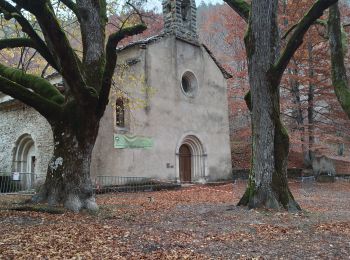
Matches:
[176,134,207,183]
[179,144,192,182]
[12,134,36,188]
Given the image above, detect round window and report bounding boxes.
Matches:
[181,71,198,98]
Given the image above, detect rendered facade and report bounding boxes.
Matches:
[0,0,232,184]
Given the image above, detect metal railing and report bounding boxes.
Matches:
[0,172,44,194]
[0,173,181,196]
[93,176,180,194]
[335,176,350,182]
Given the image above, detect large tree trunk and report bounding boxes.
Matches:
[328,3,350,119]
[0,0,147,212]
[238,0,300,211]
[33,107,99,212]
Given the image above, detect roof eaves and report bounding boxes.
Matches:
[201,44,233,79]
[115,34,233,80]
[117,34,165,52]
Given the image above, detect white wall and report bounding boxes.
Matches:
[91,36,232,181]
[0,36,232,182]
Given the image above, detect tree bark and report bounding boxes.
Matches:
[33,106,99,212]
[0,1,147,212]
[237,0,300,211]
[225,0,338,211]
[328,3,350,118]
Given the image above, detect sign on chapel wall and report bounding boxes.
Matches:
[114,134,153,149]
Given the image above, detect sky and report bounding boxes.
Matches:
[195,0,223,5]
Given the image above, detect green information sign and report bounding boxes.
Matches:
[114,134,153,149]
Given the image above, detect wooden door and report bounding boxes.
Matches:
[179,144,191,182]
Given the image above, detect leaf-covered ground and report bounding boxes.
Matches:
[0,180,349,259]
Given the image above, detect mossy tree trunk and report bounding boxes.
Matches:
[0,0,146,211]
[328,3,350,119]
[33,105,100,212]
[236,1,299,210]
[225,0,338,210]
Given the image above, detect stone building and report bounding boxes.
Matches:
[0,0,232,184]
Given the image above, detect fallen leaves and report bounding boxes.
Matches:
[0,181,349,258]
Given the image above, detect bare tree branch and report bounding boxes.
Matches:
[282,23,298,40]
[24,50,38,72]
[60,0,81,21]
[0,0,60,71]
[12,0,96,106]
[97,23,147,117]
[273,0,339,83]
[0,38,60,70]
[126,1,145,24]
[223,0,250,23]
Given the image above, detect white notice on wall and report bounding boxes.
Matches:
[12,172,20,181]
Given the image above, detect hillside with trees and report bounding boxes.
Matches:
[196,1,350,175]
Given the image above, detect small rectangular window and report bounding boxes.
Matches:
[116,98,125,127]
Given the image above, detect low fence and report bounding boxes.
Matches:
[1,172,348,197]
[0,173,181,195]
[232,168,312,180]
[93,176,180,194]
[0,172,43,194]
[233,168,350,180]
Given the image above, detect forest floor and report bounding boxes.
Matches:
[0,180,349,259]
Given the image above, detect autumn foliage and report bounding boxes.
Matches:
[197,2,350,170]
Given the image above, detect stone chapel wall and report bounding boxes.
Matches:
[0,102,53,176]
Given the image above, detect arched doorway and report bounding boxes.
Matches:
[26,145,36,174]
[179,144,192,182]
[12,134,36,189]
[176,135,206,182]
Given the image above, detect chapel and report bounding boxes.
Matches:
[0,0,232,186]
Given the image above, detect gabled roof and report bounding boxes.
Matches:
[201,44,232,79]
[117,34,165,52]
[117,34,232,79]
